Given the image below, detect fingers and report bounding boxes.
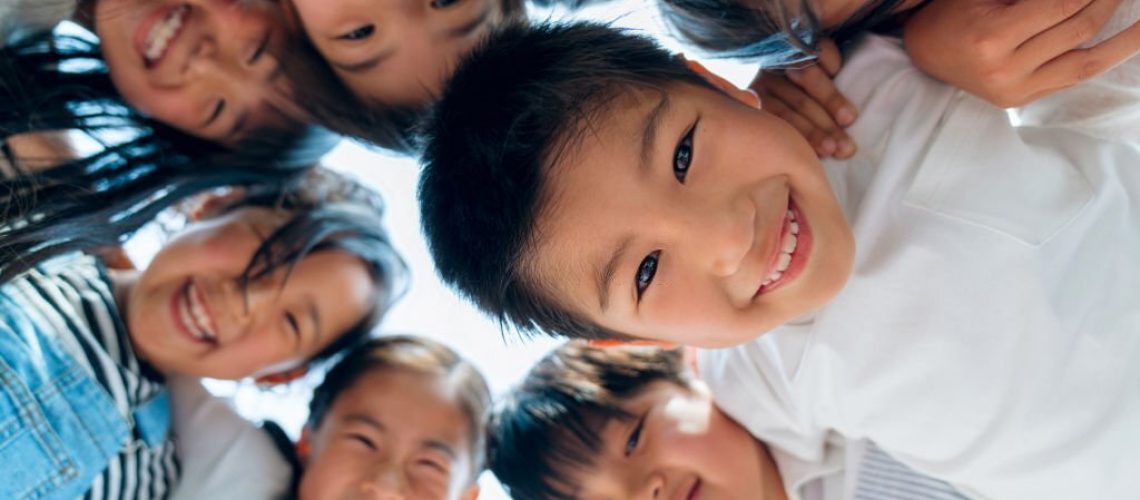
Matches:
[1027,19,1140,100]
[815,38,843,76]
[1020,0,1124,66]
[755,84,856,158]
[759,97,841,157]
[1005,0,1100,42]
[786,64,859,127]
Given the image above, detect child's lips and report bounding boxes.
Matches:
[684,478,702,500]
[753,197,811,299]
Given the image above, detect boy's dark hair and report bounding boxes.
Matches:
[418,22,713,341]
[488,343,690,499]
[306,335,492,476]
[657,0,910,65]
[0,31,337,283]
[221,167,408,363]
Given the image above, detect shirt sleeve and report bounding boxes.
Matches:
[167,376,293,500]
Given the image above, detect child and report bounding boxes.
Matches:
[296,335,490,500]
[0,0,343,282]
[0,167,406,498]
[489,342,967,500]
[417,22,1140,498]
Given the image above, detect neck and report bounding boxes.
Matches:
[755,438,790,500]
[108,268,139,321]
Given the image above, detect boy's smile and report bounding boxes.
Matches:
[529,82,854,347]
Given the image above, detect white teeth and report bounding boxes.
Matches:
[183,282,216,341]
[144,5,189,63]
[761,206,801,290]
[782,233,798,253]
[776,253,792,272]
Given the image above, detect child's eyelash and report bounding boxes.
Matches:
[635,251,661,300]
[674,119,698,184]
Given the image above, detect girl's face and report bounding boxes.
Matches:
[122,205,379,379]
[289,0,504,106]
[93,0,300,143]
[299,369,480,500]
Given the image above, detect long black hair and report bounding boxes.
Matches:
[0,30,337,283]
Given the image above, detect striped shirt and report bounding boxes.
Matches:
[2,255,180,499]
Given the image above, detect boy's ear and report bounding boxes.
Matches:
[254,365,309,386]
[186,188,248,221]
[683,58,762,109]
[296,427,312,463]
[584,339,681,350]
[460,484,480,500]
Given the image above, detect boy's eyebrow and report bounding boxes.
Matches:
[597,236,632,311]
[447,7,492,40]
[638,94,671,177]
[346,414,387,432]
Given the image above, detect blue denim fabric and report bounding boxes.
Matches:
[0,295,131,499]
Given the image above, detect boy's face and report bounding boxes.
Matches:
[124,206,377,379]
[573,380,786,500]
[95,0,300,144]
[290,0,504,106]
[530,83,854,347]
[299,369,479,500]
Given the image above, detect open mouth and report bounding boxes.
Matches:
[172,279,218,344]
[137,4,191,67]
[754,198,813,298]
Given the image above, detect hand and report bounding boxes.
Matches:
[750,38,859,159]
[903,0,1140,107]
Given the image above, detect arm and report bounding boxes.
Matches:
[902,0,1140,107]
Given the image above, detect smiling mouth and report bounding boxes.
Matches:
[754,198,813,298]
[173,279,218,344]
[140,4,190,67]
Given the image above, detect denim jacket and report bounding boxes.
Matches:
[0,284,171,499]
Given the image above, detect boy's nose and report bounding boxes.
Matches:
[679,199,754,278]
[636,472,665,499]
[361,467,408,500]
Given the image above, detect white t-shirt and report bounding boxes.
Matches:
[0,0,72,45]
[701,34,1140,500]
[167,377,294,500]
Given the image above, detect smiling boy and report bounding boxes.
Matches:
[490,343,969,500]
[418,22,1140,499]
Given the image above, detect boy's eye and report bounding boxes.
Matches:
[417,457,449,474]
[205,99,226,126]
[350,434,377,450]
[624,416,645,457]
[430,0,460,8]
[635,251,660,300]
[247,31,270,65]
[673,121,697,183]
[284,312,301,339]
[338,25,375,41]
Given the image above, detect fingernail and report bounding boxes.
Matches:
[836,107,856,127]
[820,137,837,155]
[838,139,855,157]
